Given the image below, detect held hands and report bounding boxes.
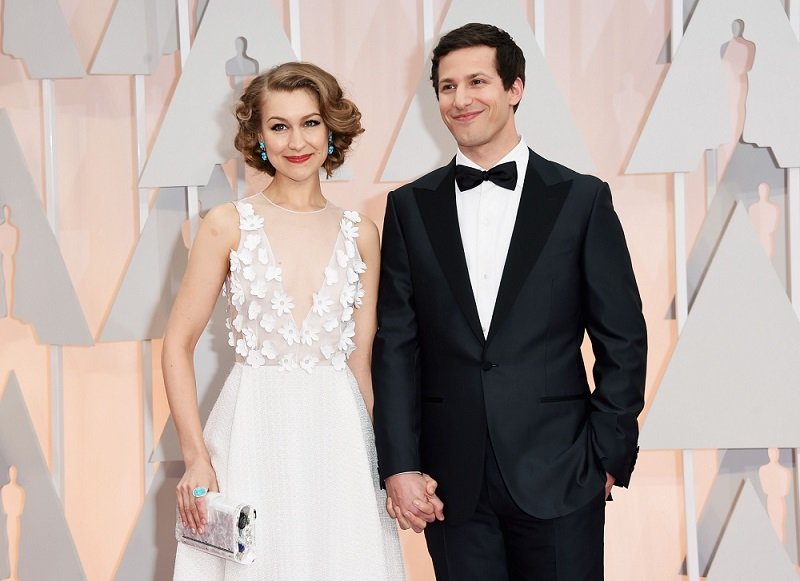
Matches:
[385,473,445,533]
[176,459,219,535]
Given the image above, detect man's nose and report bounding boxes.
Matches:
[454,85,472,108]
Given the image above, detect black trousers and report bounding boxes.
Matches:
[424,439,605,581]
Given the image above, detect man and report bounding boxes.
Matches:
[372,22,647,580]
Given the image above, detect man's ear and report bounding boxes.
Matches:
[508,77,524,107]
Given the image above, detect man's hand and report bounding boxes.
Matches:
[385,473,445,533]
[604,472,616,500]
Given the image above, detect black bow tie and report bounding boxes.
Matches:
[455,161,517,191]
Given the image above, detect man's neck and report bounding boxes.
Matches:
[459,134,521,170]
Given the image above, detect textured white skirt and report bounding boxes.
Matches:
[173,363,405,580]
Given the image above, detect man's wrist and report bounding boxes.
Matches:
[386,471,422,482]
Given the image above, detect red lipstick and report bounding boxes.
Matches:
[285,154,313,163]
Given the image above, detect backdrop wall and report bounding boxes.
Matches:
[0,1,798,580]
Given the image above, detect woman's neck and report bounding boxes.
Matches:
[263,174,326,212]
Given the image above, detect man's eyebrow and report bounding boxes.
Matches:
[438,72,490,85]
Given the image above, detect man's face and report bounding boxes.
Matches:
[436,45,522,156]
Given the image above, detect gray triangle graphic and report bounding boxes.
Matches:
[0,372,86,580]
[198,164,235,212]
[139,0,296,187]
[99,167,234,342]
[0,110,92,345]
[98,187,187,342]
[665,143,786,319]
[740,3,800,168]
[706,479,798,580]
[114,461,183,580]
[90,0,178,75]
[656,0,701,65]
[640,203,800,449]
[685,449,798,575]
[1,0,84,78]
[381,0,594,182]
[628,0,800,173]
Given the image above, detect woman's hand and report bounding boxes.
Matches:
[385,472,445,530]
[176,459,219,534]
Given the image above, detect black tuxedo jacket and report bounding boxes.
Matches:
[372,149,647,524]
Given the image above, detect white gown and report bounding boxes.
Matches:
[173,195,405,580]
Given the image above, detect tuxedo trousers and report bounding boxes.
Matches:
[424,436,605,581]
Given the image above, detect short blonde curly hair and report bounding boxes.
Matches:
[234,62,363,177]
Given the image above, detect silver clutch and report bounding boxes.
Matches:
[175,492,256,564]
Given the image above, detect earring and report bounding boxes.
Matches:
[327,133,334,155]
[258,138,267,162]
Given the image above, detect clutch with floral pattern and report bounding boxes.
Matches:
[175,492,257,564]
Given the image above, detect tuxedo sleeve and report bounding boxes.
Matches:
[581,182,647,487]
[372,190,421,481]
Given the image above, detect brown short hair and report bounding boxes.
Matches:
[431,23,525,113]
[234,62,363,177]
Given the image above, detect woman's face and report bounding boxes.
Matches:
[259,89,328,183]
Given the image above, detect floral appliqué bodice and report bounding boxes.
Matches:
[223,200,365,373]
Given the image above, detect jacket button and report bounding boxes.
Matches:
[481,361,497,371]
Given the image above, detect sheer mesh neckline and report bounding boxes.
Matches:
[258,191,329,214]
[223,199,366,371]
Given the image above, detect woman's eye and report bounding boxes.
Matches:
[304,119,321,127]
[270,123,287,132]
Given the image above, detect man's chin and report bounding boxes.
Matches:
[454,135,488,150]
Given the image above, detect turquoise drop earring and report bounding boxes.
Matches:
[327,133,334,155]
[258,138,267,162]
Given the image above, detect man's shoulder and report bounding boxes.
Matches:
[390,163,454,199]
[528,148,604,191]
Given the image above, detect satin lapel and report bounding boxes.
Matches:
[414,163,485,345]
[486,155,571,344]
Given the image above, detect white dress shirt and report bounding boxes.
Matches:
[455,137,529,337]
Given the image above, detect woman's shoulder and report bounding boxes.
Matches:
[203,200,240,229]
[340,208,378,248]
[198,201,241,248]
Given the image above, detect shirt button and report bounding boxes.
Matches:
[483,274,489,280]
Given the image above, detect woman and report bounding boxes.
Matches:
[165,62,409,580]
